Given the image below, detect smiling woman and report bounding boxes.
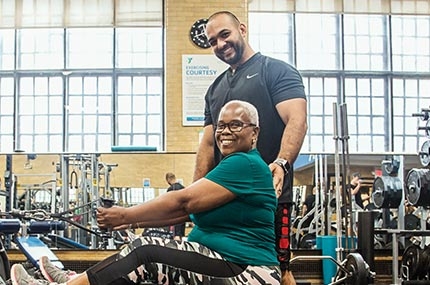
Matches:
[10,99,281,285]
[215,100,260,156]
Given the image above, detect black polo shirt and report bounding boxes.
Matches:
[203,52,306,203]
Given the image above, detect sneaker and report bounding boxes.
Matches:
[10,264,49,285]
[39,257,76,283]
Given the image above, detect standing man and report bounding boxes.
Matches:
[165,172,186,240]
[193,11,308,285]
[349,172,363,210]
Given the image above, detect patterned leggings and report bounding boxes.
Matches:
[86,236,281,285]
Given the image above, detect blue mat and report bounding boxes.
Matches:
[15,236,63,269]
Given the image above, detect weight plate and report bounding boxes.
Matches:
[406,169,422,205]
[420,140,430,167]
[372,177,385,208]
[298,233,316,249]
[401,244,421,280]
[345,252,368,285]
[417,245,430,279]
[405,168,430,207]
[372,176,402,208]
[383,159,399,175]
[404,214,421,231]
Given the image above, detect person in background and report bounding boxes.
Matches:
[165,172,186,240]
[349,172,363,210]
[11,100,281,285]
[194,10,308,285]
[302,186,316,217]
[299,186,317,229]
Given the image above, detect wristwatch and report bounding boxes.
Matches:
[274,158,290,175]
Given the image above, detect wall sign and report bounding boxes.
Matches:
[182,54,227,126]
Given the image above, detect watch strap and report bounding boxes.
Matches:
[274,158,290,174]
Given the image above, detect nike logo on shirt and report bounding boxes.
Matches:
[246,73,258,79]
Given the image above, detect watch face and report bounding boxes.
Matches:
[190,18,210,49]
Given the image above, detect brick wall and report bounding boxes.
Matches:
[165,0,247,152]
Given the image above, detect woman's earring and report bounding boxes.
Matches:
[252,139,256,144]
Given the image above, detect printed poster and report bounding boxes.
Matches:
[182,54,228,126]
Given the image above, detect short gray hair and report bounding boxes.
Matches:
[220,100,259,126]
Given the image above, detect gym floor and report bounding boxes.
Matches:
[7,248,395,285]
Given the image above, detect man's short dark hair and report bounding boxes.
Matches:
[352,172,361,178]
[208,11,240,24]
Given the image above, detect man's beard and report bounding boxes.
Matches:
[215,42,244,66]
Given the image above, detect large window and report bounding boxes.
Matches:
[116,74,162,148]
[248,13,294,64]
[0,0,163,153]
[249,11,430,154]
[17,75,64,153]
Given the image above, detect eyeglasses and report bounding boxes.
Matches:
[215,120,256,133]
